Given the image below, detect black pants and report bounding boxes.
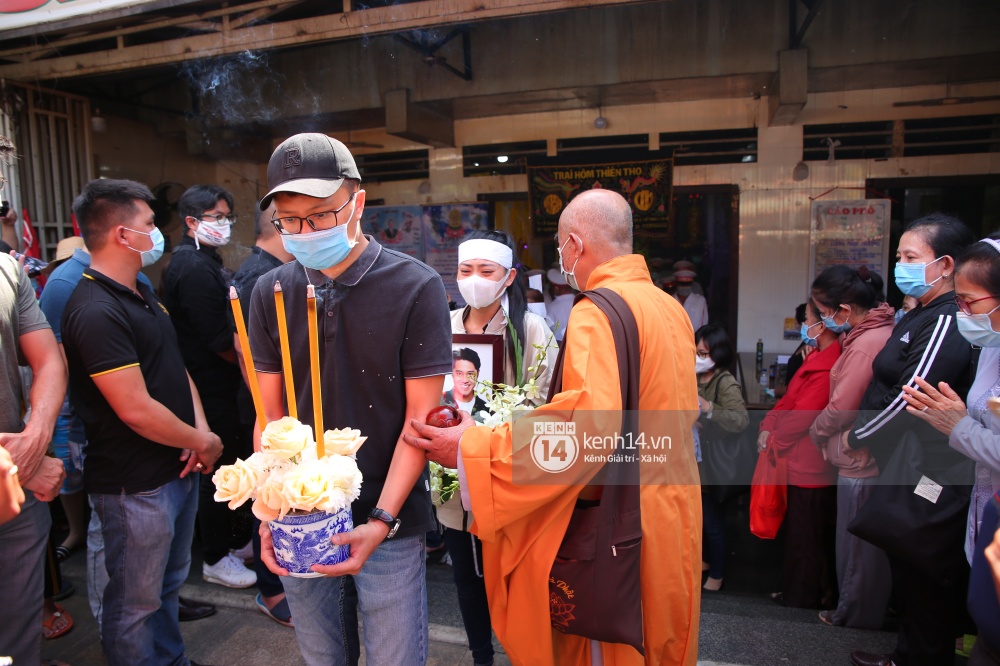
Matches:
[702,491,727,580]
[198,399,251,565]
[782,485,837,609]
[443,528,495,665]
[890,553,970,666]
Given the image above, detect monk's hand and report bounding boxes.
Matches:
[902,377,966,436]
[258,521,290,577]
[312,521,387,577]
[403,410,475,469]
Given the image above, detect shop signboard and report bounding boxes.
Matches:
[809,199,892,282]
[0,0,193,32]
[527,159,673,239]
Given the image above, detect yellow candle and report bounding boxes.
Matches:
[273,281,297,420]
[306,284,325,458]
[229,286,266,432]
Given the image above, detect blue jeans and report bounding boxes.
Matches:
[282,534,428,666]
[93,474,198,666]
[0,494,49,666]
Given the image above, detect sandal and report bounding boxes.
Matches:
[770,591,785,606]
[255,593,293,628]
[42,602,74,639]
[818,610,835,626]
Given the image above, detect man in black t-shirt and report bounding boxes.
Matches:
[62,178,222,666]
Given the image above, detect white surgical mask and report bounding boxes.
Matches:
[194,219,232,249]
[527,302,547,318]
[695,355,715,374]
[458,271,510,309]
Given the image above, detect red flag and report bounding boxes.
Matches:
[71,212,81,237]
[21,208,40,258]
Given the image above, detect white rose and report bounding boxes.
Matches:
[261,417,313,460]
[280,460,336,513]
[212,458,259,510]
[254,474,291,521]
[322,428,368,457]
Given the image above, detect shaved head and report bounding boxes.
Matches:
[560,189,633,258]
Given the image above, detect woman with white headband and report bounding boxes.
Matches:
[439,229,557,666]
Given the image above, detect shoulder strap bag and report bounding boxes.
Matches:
[545,287,645,656]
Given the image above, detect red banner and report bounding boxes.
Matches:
[21,208,40,258]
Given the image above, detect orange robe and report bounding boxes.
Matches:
[460,254,702,666]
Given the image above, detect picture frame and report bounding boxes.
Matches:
[442,334,505,403]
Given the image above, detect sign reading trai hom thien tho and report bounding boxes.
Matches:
[528,160,673,239]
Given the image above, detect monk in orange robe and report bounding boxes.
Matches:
[407,189,702,665]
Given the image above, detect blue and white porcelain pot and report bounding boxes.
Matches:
[268,507,353,577]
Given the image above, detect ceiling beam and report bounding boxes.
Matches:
[0,0,657,81]
[768,48,808,126]
[385,88,454,147]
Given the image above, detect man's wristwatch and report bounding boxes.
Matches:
[368,508,401,539]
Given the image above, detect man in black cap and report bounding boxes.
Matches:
[253,133,452,665]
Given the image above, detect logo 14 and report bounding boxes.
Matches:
[530,422,579,473]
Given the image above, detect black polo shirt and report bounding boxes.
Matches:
[249,237,452,539]
[62,268,194,494]
[161,236,240,402]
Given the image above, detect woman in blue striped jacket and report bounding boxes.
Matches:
[846,213,976,666]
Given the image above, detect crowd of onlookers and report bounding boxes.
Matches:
[2,127,1000,666]
[692,213,1000,666]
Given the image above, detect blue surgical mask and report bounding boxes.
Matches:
[821,308,852,335]
[956,304,1000,347]
[125,226,165,267]
[800,321,821,347]
[281,219,359,271]
[894,256,945,298]
[557,235,582,291]
[894,309,906,325]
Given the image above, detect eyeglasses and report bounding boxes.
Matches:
[271,193,356,236]
[697,351,711,359]
[955,294,998,315]
[199,213,237,226]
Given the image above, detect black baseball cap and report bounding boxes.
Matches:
[259,133,362,210]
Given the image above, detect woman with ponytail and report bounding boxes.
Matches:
[808,265,895,628]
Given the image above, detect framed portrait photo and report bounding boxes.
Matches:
[442,334,505,409]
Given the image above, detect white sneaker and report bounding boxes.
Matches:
[231,540,253,562]
[203,553,257,588]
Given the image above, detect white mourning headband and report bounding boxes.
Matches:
[458,239,513,269]
[980,238,1000,255]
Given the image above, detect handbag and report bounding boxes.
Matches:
[699,374,755,503]
[847,430,973,579]
[545,288,645,655]
[749,447,788,539]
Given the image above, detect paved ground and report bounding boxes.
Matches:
[38,498,940,665]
